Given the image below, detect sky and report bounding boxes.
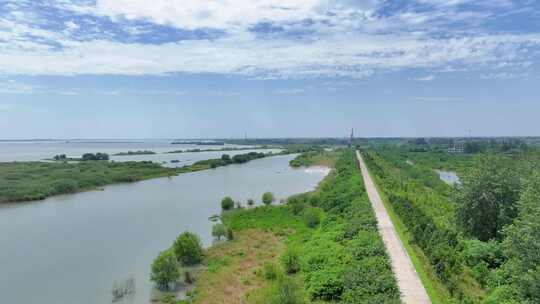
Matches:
[0,0,539,139]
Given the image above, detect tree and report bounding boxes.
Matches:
[225,227,234,241]
[456,155,521,241]
[501,174,540,302]
[221,196,234,211]
[221,154,231,163]
[281,249,300,274]
[150,249,179,290]
[82,153,97,161]
[247,198,255,207]
[212,224,226,240]
[173,232,203,266]
[262,192,275,205]
[303,208,320,228]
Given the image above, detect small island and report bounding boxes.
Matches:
[113,150,156,156]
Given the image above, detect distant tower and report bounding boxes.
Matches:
[349,128,354,147]
[244,132,248,142]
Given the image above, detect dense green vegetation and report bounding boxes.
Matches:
[113,150,156,156]
[0,151,275,203]
[220,150,400,303]
[362,145,540,303]
[0,161,175,203]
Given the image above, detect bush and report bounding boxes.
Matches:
[262,192,275,205]
[221,196,234,211]
[263,262,279,281]
[269,276,305,304]
[281,249,300,274]
[247,198,255,207]
[173,232,203,266]
[225,227,234,241]
[150,249,179,290]
[51,179,79,194]
[212,224,226,240]
[303,208,321,228]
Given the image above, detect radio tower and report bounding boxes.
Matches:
[349,128,354,147]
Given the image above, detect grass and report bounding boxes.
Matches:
[0,151,273,203]
[191,229,286,304]
[0,161,176,203]
[289,150,341,168]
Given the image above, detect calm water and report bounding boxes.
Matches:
[435,169,461,185]
[0,154,328,304]
[0,140,272,167]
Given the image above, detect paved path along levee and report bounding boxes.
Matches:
[356,150,431,304]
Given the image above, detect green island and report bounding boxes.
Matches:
[0,148,317,204]
[113,150,157,156]
[166,146,271,154]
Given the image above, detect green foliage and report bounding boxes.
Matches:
[0,161,175,203]
[302,208,320,228]
[362,149,466,295]
[221,196,234,211]
[268,276,306,304]
[281,248,300,274]
[150,249,179,290]
[497,174,540,303]
[222,150,399,304]
[247,198,255,207]
[212,224,226,240]
[173,232,203,266]
[456,155,521,241]
[81,152,109,161]
[262,192,275,205]
[225,227,234,241]
[263,262,279,281]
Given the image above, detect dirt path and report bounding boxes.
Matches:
[356,151,431,304]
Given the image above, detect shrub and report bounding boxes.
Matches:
[51,179,79,194]
[212,224,226,240]
[225,227,234,241]
[263,262,279,281]
[281,249,300,274]
[262,192,275,205]
[247,198,255,207]
[269,276,305,304]
[150,249,179,290]
[173,232,203,266]
[303,208,321,228]
[221,196,234,211]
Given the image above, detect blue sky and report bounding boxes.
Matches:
[0,0,539,138]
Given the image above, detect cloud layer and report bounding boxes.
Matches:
[0,0,538,79]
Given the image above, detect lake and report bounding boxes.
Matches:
[0,154,329,304]
[0,140,275,167]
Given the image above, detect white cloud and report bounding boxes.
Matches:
[0,80,36,94]
[276,88,305,94]
[64,0,325,30]
[0,1,538,79]
[413,75,435,81]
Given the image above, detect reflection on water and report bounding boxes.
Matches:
[0,155,328,304]
[435,169,461,185]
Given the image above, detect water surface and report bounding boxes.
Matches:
[435,169,461,185]
[0,155,327,304]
